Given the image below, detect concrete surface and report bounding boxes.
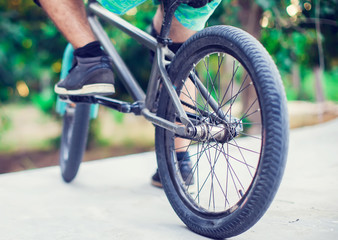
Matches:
[0,119,338,240]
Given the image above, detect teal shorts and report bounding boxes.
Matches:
[97,0,222,31]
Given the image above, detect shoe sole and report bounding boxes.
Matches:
[151,180,163,188]
[55,83,115,96]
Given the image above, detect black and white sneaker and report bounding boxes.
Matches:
[55,55,115,96]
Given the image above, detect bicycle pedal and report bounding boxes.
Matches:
[59,95,72,104]
[59,95,97,104]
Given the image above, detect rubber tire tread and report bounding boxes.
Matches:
[155,25,289,238]
[60,103,90,183]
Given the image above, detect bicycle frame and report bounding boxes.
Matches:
[75,1,191,136]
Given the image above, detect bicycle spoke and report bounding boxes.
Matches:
[222,149,256,169]
[241,108,260,122]
[239,132,262,140]
[170,52,262,213]
[227,141,260,155]
[219,61,240,109]
[224,74,250,116]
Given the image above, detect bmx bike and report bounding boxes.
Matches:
[56,0,289,238]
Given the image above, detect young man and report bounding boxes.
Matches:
[35,0,222,187]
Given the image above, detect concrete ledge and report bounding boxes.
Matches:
[0,119,337,239]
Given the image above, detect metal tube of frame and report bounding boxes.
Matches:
[88,15,145,101]
[87,1,192,136]
[157,47,192,127]
[145,54,161,111]
[142,109,186,136]
[88,2,157,52]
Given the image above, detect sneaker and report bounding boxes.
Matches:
[151,152,194,188]
[151,169,163,188]
[54,55,115,96]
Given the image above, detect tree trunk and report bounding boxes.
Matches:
[292,64,301,98]
[238,0,263,39]
[314,66,325,103]
[314,0,326,103]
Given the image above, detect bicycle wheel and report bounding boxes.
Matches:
[155,26,289,238]
[60,102,90,183]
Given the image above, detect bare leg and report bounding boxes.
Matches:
[39,0,96,49]
[41,1,194,147]
[153,6,196,43]
[39,0,115,95]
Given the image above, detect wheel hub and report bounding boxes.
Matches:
[189,117,243,143]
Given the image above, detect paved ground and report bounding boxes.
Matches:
[0,119,338,239]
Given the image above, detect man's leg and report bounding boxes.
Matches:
[153,5,196,152]
[38,0,115,96]
[151,6,197,188]
[152,6,196,43]
[39,0,96,48]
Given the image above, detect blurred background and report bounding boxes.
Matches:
[0,0,337,173]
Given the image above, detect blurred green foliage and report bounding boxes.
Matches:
[257,0,338,101]
[0,0,337,110]
[212,0,338,101]
[0,0,66,115]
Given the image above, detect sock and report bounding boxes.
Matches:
[74,41,105,58]
[168,42,183,54]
